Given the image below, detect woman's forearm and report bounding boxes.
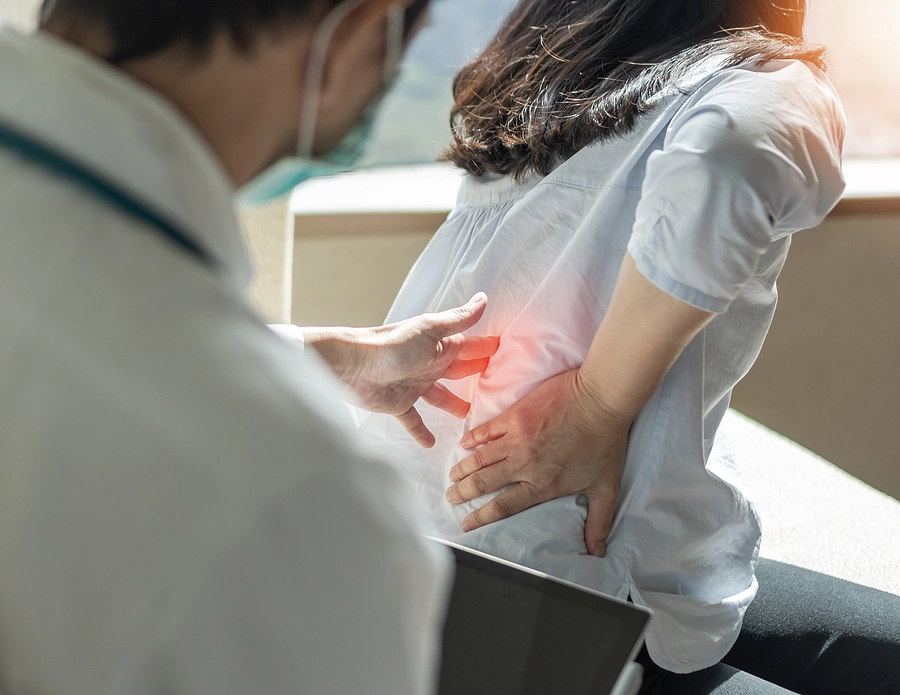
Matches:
[575,253,715,425]
[449,255,713,548]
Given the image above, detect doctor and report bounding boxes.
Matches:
[0,0,497,694]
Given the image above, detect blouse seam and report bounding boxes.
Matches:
[459,180,642,209]
[630,246,732,314]
[622,367,669,583]
[545,180,643,194]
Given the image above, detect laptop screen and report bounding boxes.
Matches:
[436,541,649,695]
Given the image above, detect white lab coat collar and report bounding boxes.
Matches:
[0,28,253,293]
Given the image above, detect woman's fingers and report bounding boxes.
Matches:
[445,456,513,504]
[393,407,436,449]
[459,414,508,449]
[450,438,507,482]
[442,357,491,380]
[442,369,630,537]
[583,486,619,558]
[461,482,545,533]
[422,383,470,419]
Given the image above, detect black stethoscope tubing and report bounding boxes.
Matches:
[0,120,215,269]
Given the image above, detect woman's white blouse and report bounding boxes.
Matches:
[359,60,845,673]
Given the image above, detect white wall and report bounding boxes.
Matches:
[0,0,40,30]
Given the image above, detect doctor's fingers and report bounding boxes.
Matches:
[443,333,500,361]
[441,356,491,380]
[422,383,470,419]
[393,407,436,449]
[461,482,547,533]
[419,293,488,340]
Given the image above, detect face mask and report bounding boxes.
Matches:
[237,0,405,207]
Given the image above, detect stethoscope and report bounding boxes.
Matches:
[0,120,215,269]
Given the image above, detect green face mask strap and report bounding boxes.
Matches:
[297,0,394,161]
[236,1,407,207]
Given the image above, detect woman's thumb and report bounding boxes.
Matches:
[584,491,617,557]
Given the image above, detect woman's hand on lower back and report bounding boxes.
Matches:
[446,368,631,557]
[445,255,714,555]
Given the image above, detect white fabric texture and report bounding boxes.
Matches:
[358,60,845,673]
[268,323,306,352]
[0,29,450,695]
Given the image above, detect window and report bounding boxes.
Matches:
[0,0,39,30]
[6,0,897,163]
[362,0,518,167]
[364,0,900,167]
[806,0,900,157]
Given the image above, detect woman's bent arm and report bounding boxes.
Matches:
[447,253,713,556]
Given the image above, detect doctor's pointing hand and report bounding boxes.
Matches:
[274,292,499,447]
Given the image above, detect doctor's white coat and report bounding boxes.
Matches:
[0,28,449,695]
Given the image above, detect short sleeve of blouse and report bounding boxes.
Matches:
[627,61,846,313]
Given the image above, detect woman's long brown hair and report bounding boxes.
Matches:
[442,0,825,179]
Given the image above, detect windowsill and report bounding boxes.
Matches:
[832,159,900,215]
[291,165,463,238]
[291,159,900,236]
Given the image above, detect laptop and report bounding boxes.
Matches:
[432,538,650,695]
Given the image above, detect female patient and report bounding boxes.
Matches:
[360,0,900,692]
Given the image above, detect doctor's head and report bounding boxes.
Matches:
[443,0,825,180]
[39,0,429,188]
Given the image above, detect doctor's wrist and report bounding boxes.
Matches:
[297,326,370,384]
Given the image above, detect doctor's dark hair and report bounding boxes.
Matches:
[39,0,430,64]
[442,0,825,179]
